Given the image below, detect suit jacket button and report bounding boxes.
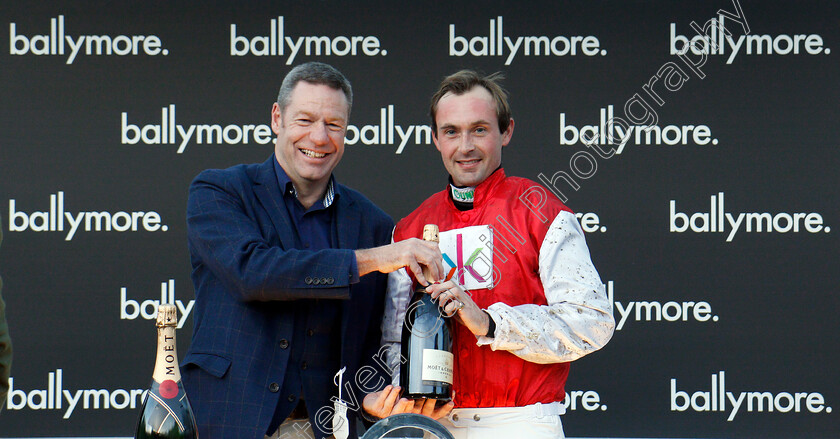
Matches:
[452,414,459,421]
[305,277,313,285]
[327,277,334,285]
[313,278,321,285]
[473,414,481,421]
[269,383,279,393]
[288,394,296,402]
[321,278,328,284]
[279,339,289,349]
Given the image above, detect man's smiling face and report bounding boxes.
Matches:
[433,86,513,187]
[272,81,349,193]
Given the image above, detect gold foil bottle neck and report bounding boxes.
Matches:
[423,224,439,243]
[156,304,178,328]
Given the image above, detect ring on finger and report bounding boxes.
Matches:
[454,300,465,311]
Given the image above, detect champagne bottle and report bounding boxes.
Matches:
[400,225,453,401]
[135,304,199,439]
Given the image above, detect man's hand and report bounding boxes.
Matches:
[363,385,454,420]
[427,281,491,337]
[355,239,444,286]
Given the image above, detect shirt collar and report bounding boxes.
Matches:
[273,159,337,208]
[447,166,505,209]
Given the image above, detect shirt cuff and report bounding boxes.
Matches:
[475,307,501,347]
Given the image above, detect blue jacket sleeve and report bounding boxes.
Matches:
[186,169,360,302]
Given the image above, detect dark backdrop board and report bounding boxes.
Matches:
[1,1,837,437]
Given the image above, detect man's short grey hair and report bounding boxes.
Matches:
[276,62,353,115]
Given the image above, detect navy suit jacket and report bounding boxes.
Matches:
[182,156,393,439]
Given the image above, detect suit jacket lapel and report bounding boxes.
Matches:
[253,156,296,247]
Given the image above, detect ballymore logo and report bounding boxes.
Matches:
[561,389,608,412]
[449,16,606,65]
[230,16,387,64]
[7,368,146,419]
[670,192,830,242]
[344,105,432,154]
[121,279,195,329]
[670,12,831,64]
[608,281,719,331]
[121,104,274,153]
[8,192,168,241]
[671,371,832,421]
[9,15,168,64]
[559,105,717,153]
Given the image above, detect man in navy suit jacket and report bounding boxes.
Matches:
[182,62,446,438]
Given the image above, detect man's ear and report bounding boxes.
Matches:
[271,103,283,134]
[432,129,442,152]
[501,118,515,147]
